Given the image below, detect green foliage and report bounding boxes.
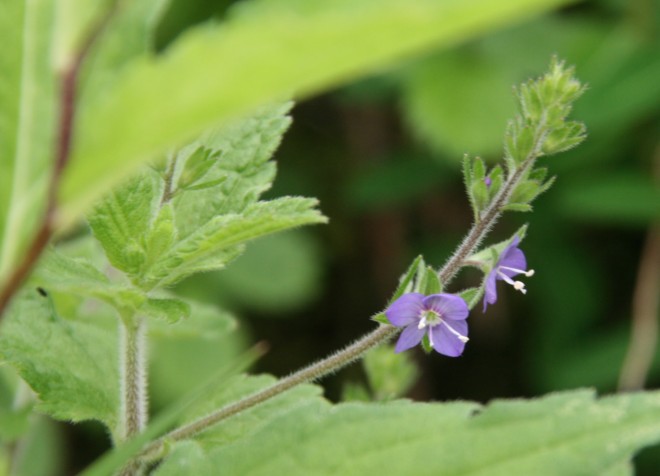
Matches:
[0,291,118,430]
[58,0,573,227]
[0,0,56,283]
[363,345,419,400]
[155,389,660,475]
[87,104,326,290]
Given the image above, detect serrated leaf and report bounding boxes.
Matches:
[0,290,118,430]
[141,197,327,289]
[161,389,660,476]
[59,0,573,226]
[172,104,292,239]
[0,0,57,283]
[87,171,161,277]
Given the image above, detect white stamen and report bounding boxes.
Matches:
[498,269,530,294]
[418,317,427,329]
[500,266,535,277]
[513,281,527,294]
[441,321,469,343]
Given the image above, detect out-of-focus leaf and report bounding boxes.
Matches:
[0,0,56,284]
[557,173,660,226]
[60,0,573,226]
[403,51,515,158]
[208,230,323,314]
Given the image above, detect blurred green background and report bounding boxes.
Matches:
[53,0,660,473]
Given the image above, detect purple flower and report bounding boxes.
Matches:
[484,175,492,187]
[482,236,535,312]
[386,293,469,357]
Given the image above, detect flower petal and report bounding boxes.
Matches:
[482,270,498,312]
[394,324,426,353]
[498,237,527,278]
[385,293,424,327]
[429,320,468,357]
[422,294,469,321]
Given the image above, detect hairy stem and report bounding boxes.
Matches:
[120,316,148,442]
[0,2,119,318]
[160,153,178,206]
[139,325,399,461]
[131,118,549,466]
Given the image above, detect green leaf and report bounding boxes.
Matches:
[140,296,190,323]
[0,290,118,430]
[558,173,660,226]
[417,266,442,295]
[160,389,660,475]
[363,345,418,400]
[387,256,423,307]
[171,103,292,239]
[502,203,533,212]
[402,50,516,158]
[87,170,161,277]
[0,0,57,283]
[140,197,326,289]
[32,248,145,313]
[60,0,573,226]
[207,230,323,314]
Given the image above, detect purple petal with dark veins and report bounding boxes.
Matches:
[386,293,424,327]
[394,324,426,353]
[429,320,468,357]
[423,294,469,321]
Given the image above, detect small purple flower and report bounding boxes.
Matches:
[386,293,469,357]
[484,175,492,187]
[482,236,535,312]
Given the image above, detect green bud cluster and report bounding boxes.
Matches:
[463,57,586,218]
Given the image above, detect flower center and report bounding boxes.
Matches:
[418,309,441,329]
[497,266,534,294]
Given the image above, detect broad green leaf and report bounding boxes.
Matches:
[161,389,660,475]
[0,290,118,429]
[140,197,326,289]
[60,0,573,226]
[0,0,57,283]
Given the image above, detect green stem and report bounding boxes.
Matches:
[119,316,148,442]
